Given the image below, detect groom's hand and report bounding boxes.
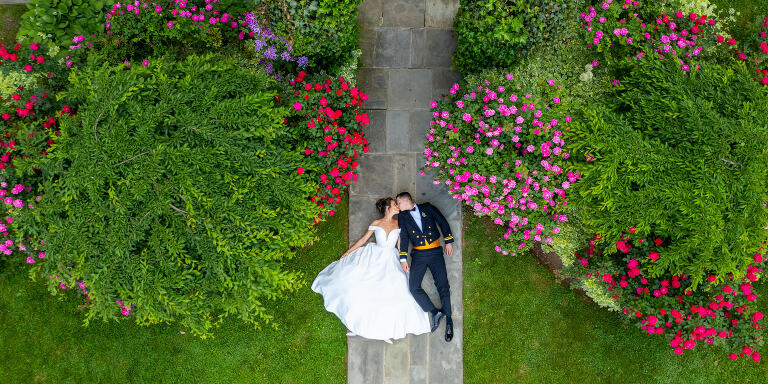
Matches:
[445,243,453,257]
[401,261,410,272]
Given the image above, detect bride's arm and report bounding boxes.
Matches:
[340,225,375,258]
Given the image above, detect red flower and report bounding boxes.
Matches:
[628,227,637,233]
[1,113,9,121]
[296,167,304,175]
[23,64,33,72]
[727,38,736,45]
[654,238,663,246]
[649,252,659,261]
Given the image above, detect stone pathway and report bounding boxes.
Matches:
[348,1,463,383]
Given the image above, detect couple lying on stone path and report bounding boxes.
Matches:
[312,192,455,344]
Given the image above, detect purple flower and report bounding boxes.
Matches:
[254,39,266,52]
[297,56,309,67]
[263,46,278,60]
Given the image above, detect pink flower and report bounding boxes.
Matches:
[293,102,302,111]
[142,60,149,67]
[26,257,35,264]
[168,21,175,29]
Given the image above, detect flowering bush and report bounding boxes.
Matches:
[562,229,765,362]
[715,17,768,86]
[422,70,581,255]
[568,55,768,288]
[242,12,308,78]
[280,70,369,224]
[579,0,733,75]
[97,0,252,63]
[14,54,329,336]
[251,0,363,74]
[0,41,74,182]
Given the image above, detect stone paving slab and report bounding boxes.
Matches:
[382,0,425,28]
[426,0,460,28]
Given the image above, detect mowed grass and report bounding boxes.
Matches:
[462,207,768,383]
[0,195,349,383]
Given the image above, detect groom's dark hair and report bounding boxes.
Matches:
[396,192,413,203]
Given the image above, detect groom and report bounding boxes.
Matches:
[395,192,454,342]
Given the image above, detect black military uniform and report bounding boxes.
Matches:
[398,202,454,316]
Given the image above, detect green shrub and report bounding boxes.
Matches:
[17,54,323,337]
[16,0,115,46]
[453,0,586,75]
[97,0,250,63]
[568,57,768,289]
[251,0,363,74]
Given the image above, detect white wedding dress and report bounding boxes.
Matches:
[311,225,431,343]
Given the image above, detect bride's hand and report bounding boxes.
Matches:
[401,261,410,272]
[340,252,349,259]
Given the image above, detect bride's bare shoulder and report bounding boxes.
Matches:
[369,219,381,227]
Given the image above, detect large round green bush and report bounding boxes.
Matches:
[569,57,768,288]
[20,54,322,336]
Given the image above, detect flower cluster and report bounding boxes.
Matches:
[714,17,768,86]
[1,41,75,172]
[93,0,254,65]
[563,228,765,362]
[282,71,370,223]
[424,72,580,254]
[580,0,724,73]
[244,12,308,76]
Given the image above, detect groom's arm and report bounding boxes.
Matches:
[398,220,409,262]
[425,203,454,244]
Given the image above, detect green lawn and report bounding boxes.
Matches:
[463,208,767,383]
[0,196,349,383]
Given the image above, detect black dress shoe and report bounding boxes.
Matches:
[445,316,454,342]
[430,311,445,333]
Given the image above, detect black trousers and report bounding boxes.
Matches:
[408,247,451,316]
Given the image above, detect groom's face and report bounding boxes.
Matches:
[397,197,413,211]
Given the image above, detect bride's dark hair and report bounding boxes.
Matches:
[375,197,395,216]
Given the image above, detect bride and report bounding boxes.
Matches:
[311,197,431,343]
